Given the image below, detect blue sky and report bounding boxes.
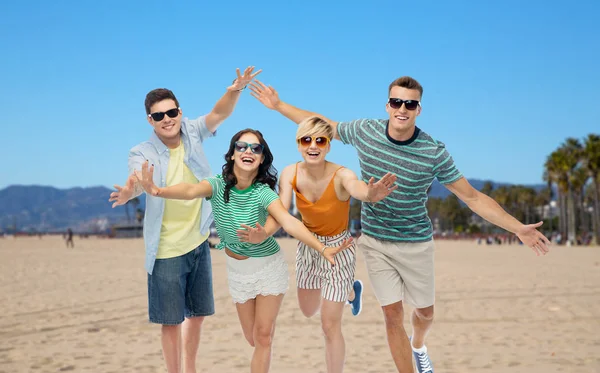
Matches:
[1,0,598,190]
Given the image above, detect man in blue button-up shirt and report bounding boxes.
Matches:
[110,66,261,373]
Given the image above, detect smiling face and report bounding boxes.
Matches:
[385,86,422,135]
[295,116,334,165]
[297,133,330,164]
[146,99,182,145]
[231,132,265,174]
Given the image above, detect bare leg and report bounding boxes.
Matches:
[320,299,346,373]
[297,288,322,318]
[161,324,182,373]
[410,306,434,349]
[235,299,257,346]
[181,316,205,373]
[251,294,284,373]
[382,301,413,373]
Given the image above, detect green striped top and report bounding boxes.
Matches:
[206,174,280,257]
[337,119,463,242]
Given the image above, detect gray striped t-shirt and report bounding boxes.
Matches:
[337,119,463,242]
[206,174,280,257]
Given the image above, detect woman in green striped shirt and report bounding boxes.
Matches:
[136,128,353,373]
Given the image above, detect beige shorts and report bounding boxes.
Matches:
[358,234,435,308]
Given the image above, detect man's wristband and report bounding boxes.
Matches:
[232,78,246,91]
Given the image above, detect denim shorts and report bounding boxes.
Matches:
[147,240,215,325]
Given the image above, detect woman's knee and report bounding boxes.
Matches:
[253,324,274,348]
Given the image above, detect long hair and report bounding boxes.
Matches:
[221,128,278,203]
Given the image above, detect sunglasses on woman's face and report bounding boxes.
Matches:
[297,136,330,148]
[388,98,420,110]
[234,141,264,154]
[148,108,180,121]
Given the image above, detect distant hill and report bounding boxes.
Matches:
[0,185,144,232]
[0,179,546,232]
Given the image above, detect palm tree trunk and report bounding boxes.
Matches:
[560,193,567,239]
[594,178,600,245]
[568,187,577,245]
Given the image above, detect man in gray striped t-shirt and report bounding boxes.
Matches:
[249,76,550,373]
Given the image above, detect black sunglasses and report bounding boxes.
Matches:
[234,141,264,154]
[388,98,420,110]
[148,108,180,121]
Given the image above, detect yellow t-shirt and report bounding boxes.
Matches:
[157,142,208,259]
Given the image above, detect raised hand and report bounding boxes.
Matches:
[249,80,281,110]
[135,161,160,196]
[236,223,267,244]
[366,172,398,203]
[322,237,354,266]
[515,221,551,256]
[108,173,136,208]
[228,66,262,92]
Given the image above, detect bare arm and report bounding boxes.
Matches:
[445,177,550,255]
[156,180,213,200]
[249,80,342,140]
[205,66,262,132]
[236,165,293,243]
[267,199,352,265]
[136,161,213,200]
[339,168,398,203]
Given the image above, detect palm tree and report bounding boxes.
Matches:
[571,167,589,235]
[545,150,569,241]
[583,134,600,244]
[561,138,584,244]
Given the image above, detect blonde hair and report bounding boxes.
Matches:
[296,116,334,140]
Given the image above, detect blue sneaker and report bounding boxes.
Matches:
[410,338,433,373]
[347,280,363,316]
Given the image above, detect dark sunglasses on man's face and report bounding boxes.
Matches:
[148,108,180,121]
[234,141,264,155]
[388,98,420,111]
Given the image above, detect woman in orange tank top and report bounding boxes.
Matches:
[238,117,397,373]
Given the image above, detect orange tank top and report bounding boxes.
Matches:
[292,164,350,236]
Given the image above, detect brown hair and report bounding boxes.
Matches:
[388,76,423,98]
[144,88,180,114]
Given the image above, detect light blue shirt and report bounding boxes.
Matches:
[128,115,215,274]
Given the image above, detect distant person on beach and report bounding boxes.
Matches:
[65,228,74,248]
[132,128,353,373]
[108,67,260,373]
[238,117,397,373]
[249,76,551,373]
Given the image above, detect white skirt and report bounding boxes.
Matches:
[226,250,289,304]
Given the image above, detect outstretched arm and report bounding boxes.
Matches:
[267,199,353,265]
[136,161,213,200]
[249,80,342,140]
[205,66,262,132]
[339,168,398,203]
[237,165,294,243]
[445,177,550,255]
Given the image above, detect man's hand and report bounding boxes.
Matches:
[366,173,398,203]
[249,80,281,110]
[515,221,551,256]
[236,223,267,244]
[135,161,160,196]
[227,66,262,92]
[108,174,136,208]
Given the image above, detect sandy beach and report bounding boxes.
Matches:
[0,235,598,373]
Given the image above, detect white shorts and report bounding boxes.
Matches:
[226,250,289,304]
[358,234,435,308]
[296,230,356,303]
